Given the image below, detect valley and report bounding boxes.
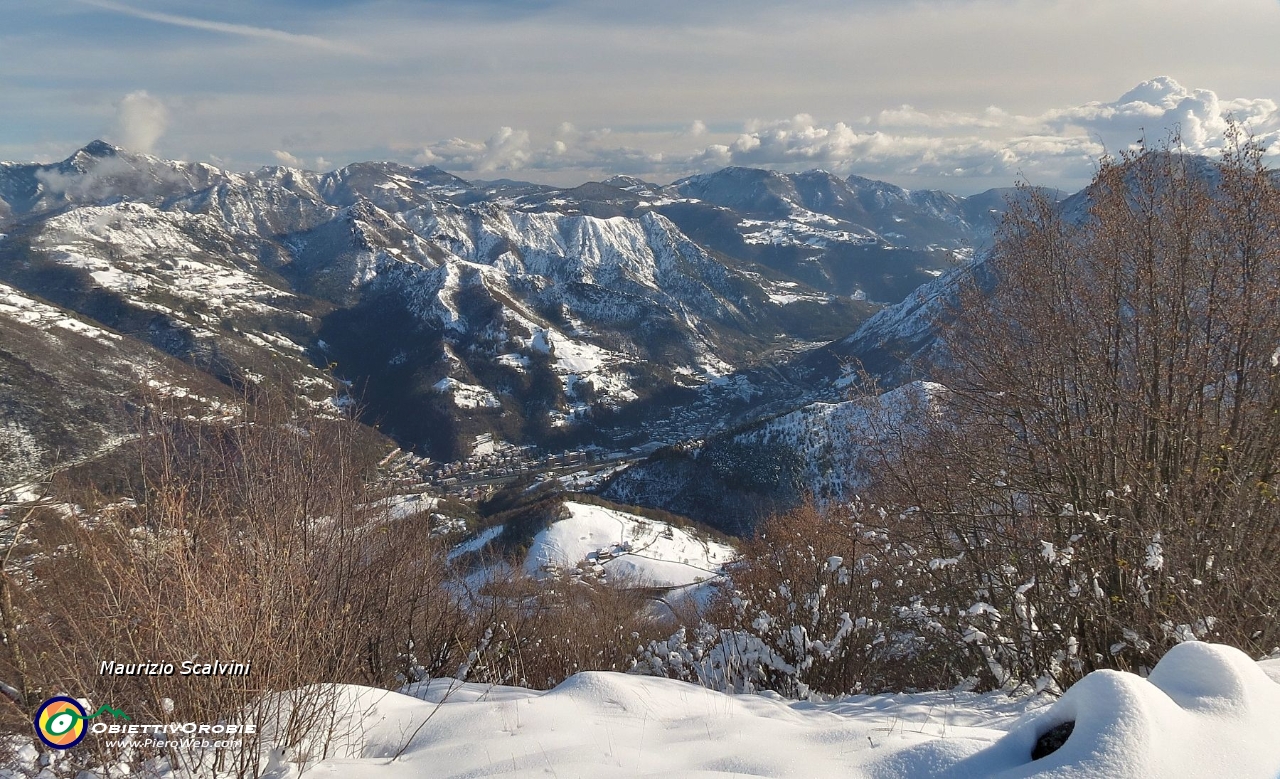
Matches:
[0,141,1018,523]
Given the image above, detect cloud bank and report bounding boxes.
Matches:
[402,77,1280,191]
[13,0,1280,194]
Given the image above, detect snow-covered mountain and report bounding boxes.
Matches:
[0,141,1036,488]
[659,167,1032,306]
[602,381,944,533]
[602,154,1254,529]
[674,166,1012,251]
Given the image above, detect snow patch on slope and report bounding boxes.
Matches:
[740,216,878,249]
[37,203,295,317]
[432,377,500,409]
[524,501,736,588]
[0,283,122,343]
[530,328,638,404]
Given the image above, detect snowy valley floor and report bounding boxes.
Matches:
[246,642,1280,779]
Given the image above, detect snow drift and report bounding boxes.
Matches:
[120,641,1276,778]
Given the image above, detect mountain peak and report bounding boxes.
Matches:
[78,140,123,159]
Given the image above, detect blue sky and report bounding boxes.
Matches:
[4,0,1280,192]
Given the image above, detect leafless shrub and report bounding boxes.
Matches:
[5,388,470,776]
[458,566,672,690]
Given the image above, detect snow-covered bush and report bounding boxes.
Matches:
[636,501,973,696]
[637,491,1263,698]
[849,133,1280,690]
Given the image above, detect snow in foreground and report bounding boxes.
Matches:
[274,642,1280,778]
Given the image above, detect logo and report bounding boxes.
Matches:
[33,697,130,750]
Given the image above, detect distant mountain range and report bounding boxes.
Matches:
[0,141,1035,490]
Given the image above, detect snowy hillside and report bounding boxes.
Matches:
[728,380,944,497]
[0,280,236,486]
[826,260,985,381]
[602,381,944,531]
[675,166,1015,252]
[522,500,736,588]
[447,499,737,595]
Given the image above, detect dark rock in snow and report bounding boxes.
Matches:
[1032,720,1075,760]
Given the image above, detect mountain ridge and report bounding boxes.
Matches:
[0,140,1012,487]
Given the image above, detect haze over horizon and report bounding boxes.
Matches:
[6,0,1280,194]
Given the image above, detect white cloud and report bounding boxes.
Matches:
[416,127,532,173]
[111,91,168,154]
[683,117,1091,183]
[668,78,1280,188]
[272,149,304,168]
[1044,77,1280,153]
[480,127,532,172]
